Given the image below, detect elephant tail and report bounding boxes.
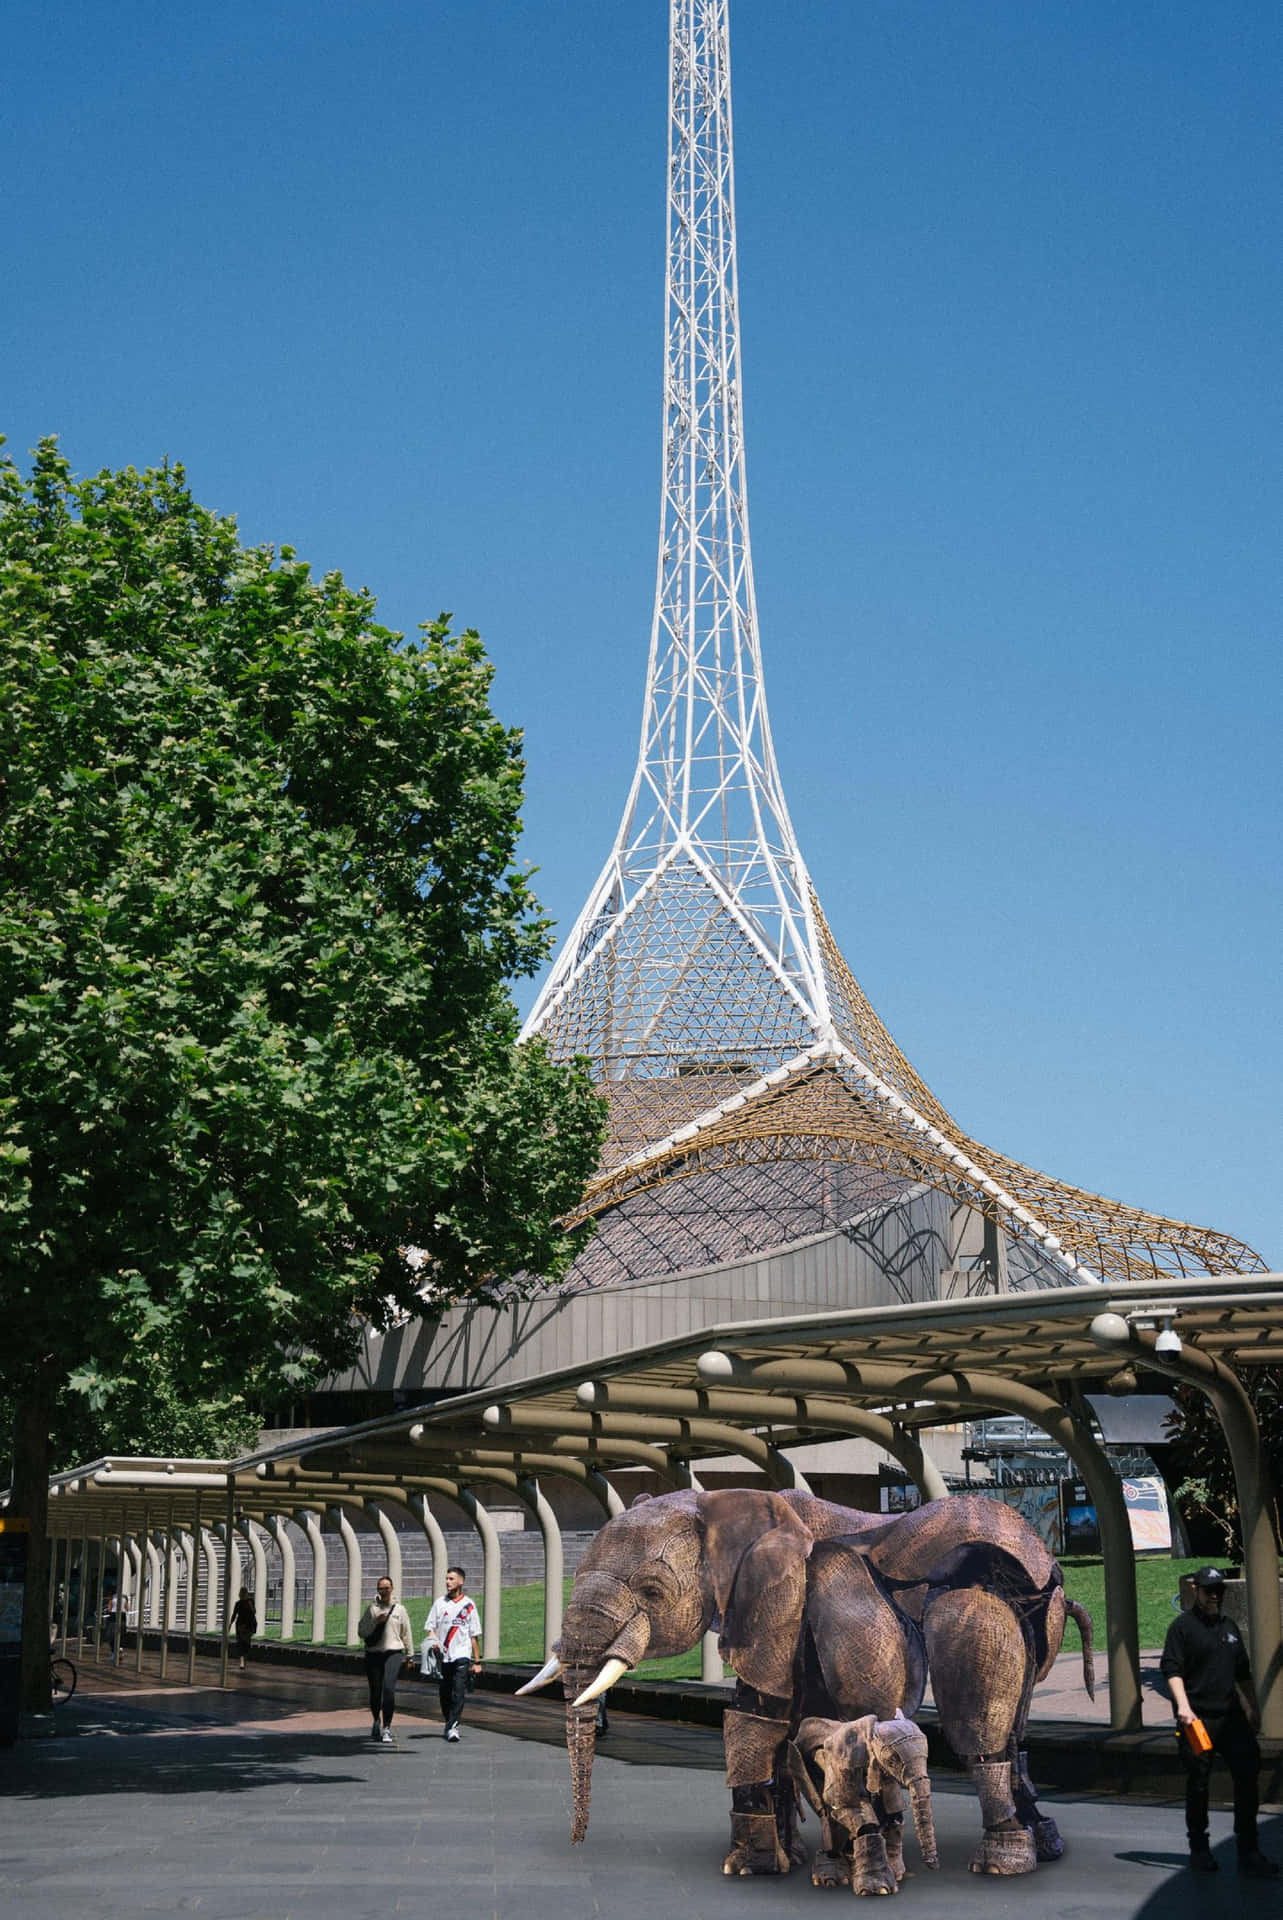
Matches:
[1066,1598,1095,1700]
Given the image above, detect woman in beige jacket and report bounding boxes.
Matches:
[358,1576,415,1743]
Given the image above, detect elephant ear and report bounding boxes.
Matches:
[701,1490,812,1696]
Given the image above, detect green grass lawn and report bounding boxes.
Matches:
[1060,1555,1240,1652]
[257,1555,1240,1664]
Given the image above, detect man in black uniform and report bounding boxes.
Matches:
[1159,1566,1277,1876]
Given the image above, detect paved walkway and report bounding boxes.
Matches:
[2,1656,1280,1920]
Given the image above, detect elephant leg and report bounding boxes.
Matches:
[723,1708,791,1876]
[876,1788,907,1881]
[812,1810,852,1888]
[812,1855,851,1889]
[924,1588,1036,1877]
[966,1759,1037,1876]
[1013,1746,1063,1862]
[852,1827,899,1897]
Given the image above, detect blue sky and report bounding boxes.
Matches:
[5,2,1280,1264]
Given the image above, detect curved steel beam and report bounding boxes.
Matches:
[479,1404,810,1492]
[576,1379,949,1502]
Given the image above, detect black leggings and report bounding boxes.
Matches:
[438,1658,470,1730]
[364,1648,404,1727]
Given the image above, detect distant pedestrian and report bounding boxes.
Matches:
[358,1576,414,1744]
[1160,1567,1277,1877]
[424,1566,482,1742]
[230,1586,257,1671]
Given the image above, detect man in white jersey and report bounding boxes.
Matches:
[424,1565,482,1742]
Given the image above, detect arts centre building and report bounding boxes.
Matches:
[304,0,1266,1535]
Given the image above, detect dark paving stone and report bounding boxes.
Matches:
[3,1667,1281,1920]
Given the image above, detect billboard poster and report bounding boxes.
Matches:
[977,1484,1061,1552]
[1059,1481,1101,1555]
[1122,1475,1172,1552]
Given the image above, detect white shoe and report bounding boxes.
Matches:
[445,1726,461,1742]
[379,1727,394,1744]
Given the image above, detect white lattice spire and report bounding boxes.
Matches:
[517,2,1264,1292]
[525,0,832,1069]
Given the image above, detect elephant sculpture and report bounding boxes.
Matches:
[518,1486,1093,1879]
[789,1709,939,1895]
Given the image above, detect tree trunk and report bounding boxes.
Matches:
[10,1390,52,1716]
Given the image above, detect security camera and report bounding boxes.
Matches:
[1154,1324,1182,1356]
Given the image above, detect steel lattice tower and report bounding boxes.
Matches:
[521,0,1263,1293]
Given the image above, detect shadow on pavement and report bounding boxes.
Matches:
[1124,1812,1282,1915]
[0,1732,372,1799]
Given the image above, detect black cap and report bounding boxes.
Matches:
[1192,1567,1226,1590]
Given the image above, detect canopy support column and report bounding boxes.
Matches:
[187,1494,203,1684]
[516,1478,562,1659]
[364,1500,402,1596]
[583,1469,624,1519]
[266,1515,296,1641]
[74,1513,89,1660]
[406,1492,449,1602]
[237,1515,269,1634]
[92,1533,106,1663]
[201,1529,220,1631]
[219,1480,234,1687]
[135,1503,151,1672]
[294,1509,328,1643]
[112,1518,129,1666]
[330,1507,362,1646]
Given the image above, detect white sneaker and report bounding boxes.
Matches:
[379,1727,394,1744]
[445,1726,461,1742]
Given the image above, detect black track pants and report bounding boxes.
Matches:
[439,1658,470,1730]
[1181,1707,1260,1853]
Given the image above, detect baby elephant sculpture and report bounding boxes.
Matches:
[791,1710,939,1896]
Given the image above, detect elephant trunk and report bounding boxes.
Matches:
[565,1673,597,1844]
[559,1586,652,1844]
[908,1774,939,1869]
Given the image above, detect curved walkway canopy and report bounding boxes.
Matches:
[35,1272,1283,1737]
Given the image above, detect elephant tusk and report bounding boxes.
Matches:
[515,1654,564,1696]
[573,1656,630,1707]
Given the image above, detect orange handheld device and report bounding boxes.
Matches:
[1182,1717,1213,1755]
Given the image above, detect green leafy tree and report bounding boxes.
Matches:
[1164,1367,1283,1557]
[0,441,605,1708]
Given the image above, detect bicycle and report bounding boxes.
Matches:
[49,1655,77,1704]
